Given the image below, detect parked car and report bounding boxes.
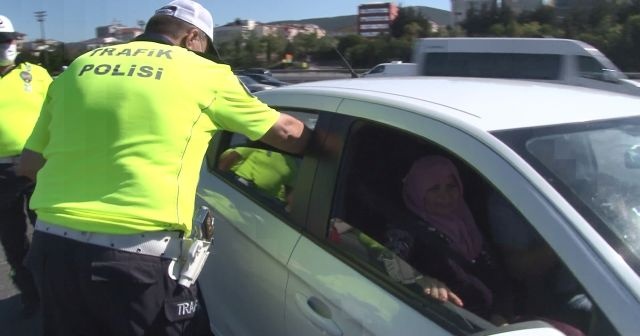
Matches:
[412,37,640,96]
[196,77,640,336]
[237,72,291,87]
[361,61,417,77]
[237,75,276,93]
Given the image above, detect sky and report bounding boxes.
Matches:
[0,0,450,43]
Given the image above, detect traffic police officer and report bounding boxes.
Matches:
[18,1,310,335]
[0,14,52,317]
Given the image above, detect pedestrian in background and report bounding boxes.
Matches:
[0,14,52,318]
[17,0,310,335]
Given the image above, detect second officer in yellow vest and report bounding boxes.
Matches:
[0,14,52,318]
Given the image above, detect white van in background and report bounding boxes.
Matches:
[412,37,640,96]
[361,61,417,77]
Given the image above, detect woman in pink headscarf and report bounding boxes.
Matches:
[385,155,586,335]
[386,155,512,322]
[402,155,484,261]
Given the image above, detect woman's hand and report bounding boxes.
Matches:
[417,276,464,307]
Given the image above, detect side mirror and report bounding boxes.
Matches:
[476,321,566,336]
[624,145,640,169]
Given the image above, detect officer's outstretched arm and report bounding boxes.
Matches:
[259,113,311,155]
[16,149,46,181]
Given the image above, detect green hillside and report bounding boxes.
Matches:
[269,6,451,34]
[415,6,452,26]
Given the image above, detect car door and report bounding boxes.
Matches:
[286,98,629,335]
[284,108,495,336]
[195,110,325,336]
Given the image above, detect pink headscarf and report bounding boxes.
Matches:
[402,155,484,261]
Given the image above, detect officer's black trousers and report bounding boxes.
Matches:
[0,163,38,305]
[26,231,213,336]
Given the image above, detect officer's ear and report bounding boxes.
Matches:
[181,28,206,53]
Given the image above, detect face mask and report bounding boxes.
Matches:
[0,43,17,66]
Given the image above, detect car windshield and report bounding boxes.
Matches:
[495,116,640,274]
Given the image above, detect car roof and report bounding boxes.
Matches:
[413,37,596,55]
[261,77,640,131]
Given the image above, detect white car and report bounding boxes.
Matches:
[413,38,640,96]
[195,77,640,336]
[361,61,417,78]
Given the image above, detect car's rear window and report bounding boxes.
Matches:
[422,52,562,80]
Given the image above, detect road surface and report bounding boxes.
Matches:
[0,223,41,335]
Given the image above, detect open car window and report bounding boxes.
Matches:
[207,111,318,222]
[326,119,615,335]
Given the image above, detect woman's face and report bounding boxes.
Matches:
[423,174,460,215]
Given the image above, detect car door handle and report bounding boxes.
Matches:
[294,293,343,336]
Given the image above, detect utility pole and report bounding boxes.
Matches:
[34,11,47,42]
[34,10,48,70]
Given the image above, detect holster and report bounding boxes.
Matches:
[175,238,212,288]
[168,206,214,288]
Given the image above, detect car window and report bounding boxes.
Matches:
[327,120,614,335]
[422,52,561,80]
[207,111,318,222]
[368,65,385,74]
[497,117,640,275]
[578,56,605,80]
[577,55,614,82]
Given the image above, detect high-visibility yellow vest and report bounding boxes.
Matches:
[227,147,298,201]
[0,62,52,157]
[26,40,279,234]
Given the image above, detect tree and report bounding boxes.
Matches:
[292,32,319,61]
[260,34,287,65]
[462,1,505,36]
[519,22,544,37]
[518,6,557,26]
[337,34,367,56]
[619,14,640,70]
[436,25,465,37]
[343,35,412,68]
[390,6,432,39]
[306,36,340,64]
[44,43,67,74]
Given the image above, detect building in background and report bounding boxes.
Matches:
[214,19,326,43]
[214,19,259,42]
[95,22,143,41]
[357,2,399,37]
[63,22,143,61]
